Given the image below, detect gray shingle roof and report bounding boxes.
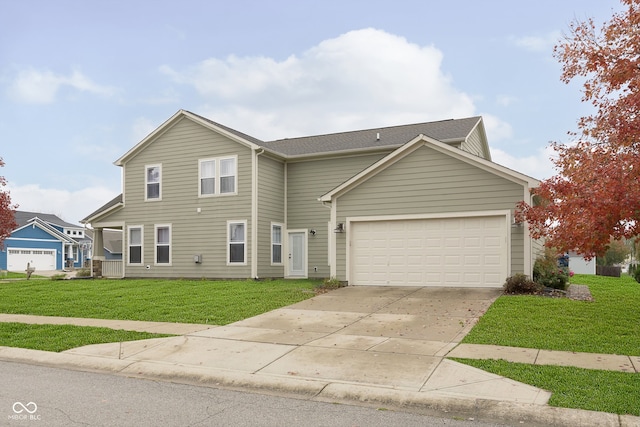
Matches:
[187,110,481,157]
[14,210,81,229]
[260,116,482,157]
[185,111,265,146]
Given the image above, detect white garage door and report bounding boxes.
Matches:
[7,249,56,271]
[350,216,507,287]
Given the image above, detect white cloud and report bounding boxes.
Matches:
[8,68,117,104]
[510,31,561,53]
[490,145,558,181]
[481,113,514,142]
[7,183,120,225]
[161,28,477,139]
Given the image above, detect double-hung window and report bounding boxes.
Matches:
[146,164,161,200]
[199,156,237,196]
[155,224,171,265]
[228,220,246,264]
[200,159,216,196]
[128,226,143,264]
[271,224,282,264]
[220,157,236,194]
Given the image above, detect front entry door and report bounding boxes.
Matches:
[288,231,306,277]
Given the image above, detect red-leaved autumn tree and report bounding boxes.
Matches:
[0,157,17,248]
[517,0,640,258]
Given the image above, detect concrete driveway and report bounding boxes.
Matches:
[62,285,550,405]
[198,286,502,389]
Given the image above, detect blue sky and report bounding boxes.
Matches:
[0,0,622,224]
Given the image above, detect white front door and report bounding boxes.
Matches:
[288,231,306,277]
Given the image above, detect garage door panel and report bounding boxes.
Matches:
[7,248,56,271]
[351,215,507,287]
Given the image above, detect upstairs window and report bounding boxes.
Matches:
[200,160,216,195]
[220,157,236,194]
[199,156,237,197]
[146,165,161,200]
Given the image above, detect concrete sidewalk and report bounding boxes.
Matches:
[0,286,638,426]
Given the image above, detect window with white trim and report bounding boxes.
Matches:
[128,226,143,265]
[271,224,282,264]
[198,156,237,196]
[155,224,171,265]
[199,159,216,195]
[228,220,246,264]
[146,164,161,200]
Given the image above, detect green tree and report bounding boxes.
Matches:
[597,238,630,266]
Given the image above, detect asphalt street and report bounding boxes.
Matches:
[0,361,509,427]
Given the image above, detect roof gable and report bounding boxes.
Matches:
[115,110,265,166]
[12,217,76,243]
[319,134,538,202]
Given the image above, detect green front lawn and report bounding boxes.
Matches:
[0,278,318,325]
[455,358,640,416]
[0,323,172,352]
[462,274,640,355]
[457,274,640,415]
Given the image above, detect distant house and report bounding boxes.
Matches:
[0,211,91,272]
[568,251,596,275]
[83,110,540,287]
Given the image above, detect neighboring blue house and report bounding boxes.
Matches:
[0,211,92,272]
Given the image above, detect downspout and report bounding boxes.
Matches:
[251,148,265,279]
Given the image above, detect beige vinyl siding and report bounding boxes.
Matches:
[460,128,483,157]
[257,154,285,277]
[286,153,389,278]
[118,117,253,278]
[334,145,525,281]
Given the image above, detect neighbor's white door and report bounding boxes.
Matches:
[288,231,306,277]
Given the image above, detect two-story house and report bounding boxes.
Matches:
[82,110,539,287]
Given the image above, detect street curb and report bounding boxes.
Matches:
[1,347,639,427]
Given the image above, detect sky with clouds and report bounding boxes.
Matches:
[0,0,623,224]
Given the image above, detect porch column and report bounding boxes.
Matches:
[92,228,105,260]
[91,228,105,278]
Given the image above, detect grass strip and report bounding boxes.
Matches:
[462,274,640,355]
[0,278,317,325]
[0,323,172,352]
[453,358,640,416]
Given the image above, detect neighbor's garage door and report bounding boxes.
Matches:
[7,249,56,271]
[350,216,507,287]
